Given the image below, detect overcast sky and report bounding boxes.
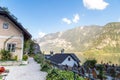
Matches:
[0,0,120,38]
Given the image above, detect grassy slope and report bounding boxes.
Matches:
[74,23,120,65]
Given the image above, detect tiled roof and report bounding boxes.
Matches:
[49,53,80,64]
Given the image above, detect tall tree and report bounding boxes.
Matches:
[24,40,34,54]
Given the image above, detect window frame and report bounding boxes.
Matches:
[7,43,16,52]
[3,22,9,29]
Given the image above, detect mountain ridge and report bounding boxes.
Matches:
[37,22,120,53]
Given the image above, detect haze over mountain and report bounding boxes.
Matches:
[37,22,120,53]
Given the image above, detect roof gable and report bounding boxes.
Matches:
[70,54,80,62]
[0,7,32,40]
[49,53,80,64]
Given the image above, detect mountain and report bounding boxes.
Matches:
[93,22,120,53]
[37,22,120,53]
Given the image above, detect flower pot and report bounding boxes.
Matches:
[22,61,28,65]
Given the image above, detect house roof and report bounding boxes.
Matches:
[45,54,51,59]
[0,7,32,40]
[49,53,80,64]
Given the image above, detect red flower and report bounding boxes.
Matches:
[0,67,5,73]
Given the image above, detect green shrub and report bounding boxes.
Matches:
[14,55,18,61]
[97,65,104,79]
[84,59,97,68]
[33,54,44,63]
[22,55,28,61]
[0,49,11,61]
[41,63,51,72]
[47,69,85,80]
[47,69,64,80]
[0,76,2,80]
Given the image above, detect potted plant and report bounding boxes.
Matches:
[22,54,28,64]
[0,67,5,74]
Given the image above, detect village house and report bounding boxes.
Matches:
[33,43,41,54]
[0,7,31,60]
[48,53,80,68]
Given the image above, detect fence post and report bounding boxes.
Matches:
[74,72,76,80]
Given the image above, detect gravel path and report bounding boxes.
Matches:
[5,58,47,80]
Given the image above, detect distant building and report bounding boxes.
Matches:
[48,53,80,67]
[33,43,41,54]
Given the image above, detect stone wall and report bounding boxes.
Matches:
[0,61,22,66]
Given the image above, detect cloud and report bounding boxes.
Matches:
[62,18,72,24]
[72,14,80,23]
[62,14,80,24]
[83,0,109,10]
[38,32,46,38]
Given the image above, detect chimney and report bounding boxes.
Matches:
[50,51,54,56]
[61,49,64,54]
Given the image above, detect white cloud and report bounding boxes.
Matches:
[72,14,80,23]
[83,0,109,10]
[62,18,72,24]
[38,32,46,38]
[62,14,80,24]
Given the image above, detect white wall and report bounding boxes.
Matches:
[61,56,78,67]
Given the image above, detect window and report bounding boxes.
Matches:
[3,23,9,29]
[7,43,16,52]
[68,57,71,61]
